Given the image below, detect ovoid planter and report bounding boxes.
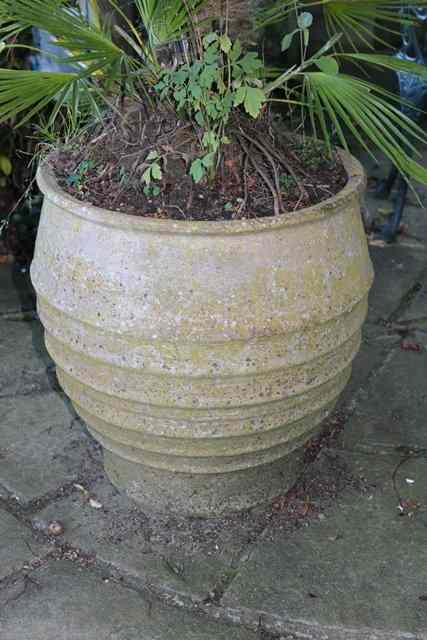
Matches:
[31,152,373,517]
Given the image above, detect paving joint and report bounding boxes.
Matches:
[387,276,426,324]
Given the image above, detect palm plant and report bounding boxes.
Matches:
[1,0,427,213]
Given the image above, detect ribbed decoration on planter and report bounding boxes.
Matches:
[31,152,373,516]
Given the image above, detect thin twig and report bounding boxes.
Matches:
[186,180,194,211]
[164,204,187,219]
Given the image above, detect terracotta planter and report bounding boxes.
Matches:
[31,152,373,516]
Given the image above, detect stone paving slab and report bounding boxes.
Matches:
[364,151,427,241]
[0,509,48,581]
[399,203,427,242]
[0,393,100,503]
[340,332,427,455]
[34,478,262,602]
[399,274,427,324]
[366,244,426,325]
[0,560,255,640]
[0,316,54,398]
[338,324,399,410]
[0,265,35,316]
[222,451,427,639]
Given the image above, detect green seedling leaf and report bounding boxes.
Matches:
[234,85,247,106]
[281,30,297,52]
[219,34,232,54]
[195,111,204,127]
[202,131,219,150]
[200,64,218,89]
[203,32,218,48]
[147,150,159,161]
[204,45,219,65]
[202,152,215,168]
[0,155,12,176]
[79,160,93,173]
[189,82,202,98]
[142,167,152,185]
[239,52,263,76]
[244,86,266,118]
[190,158,205,183]
[314,56,339,75]
[151,162,162,181]
[66,174,79,186]
[229,39,242,62]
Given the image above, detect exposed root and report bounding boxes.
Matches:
[237,134,281,216]
[253,131,309,204]
[238,127,285,214]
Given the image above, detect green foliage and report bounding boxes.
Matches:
[142,150,163,185]
[303,69,427,182]
[66,159,94,191]
[0,0,427,188]
[155,32,266,182]
[134,0,208,47]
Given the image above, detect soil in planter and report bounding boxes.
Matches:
[52,106,347,221]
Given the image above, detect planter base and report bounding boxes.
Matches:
[104,449,304,517]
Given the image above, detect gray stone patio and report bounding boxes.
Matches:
[1,177,427,639]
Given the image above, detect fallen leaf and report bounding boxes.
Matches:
[73,483,89,496]
[400,339,423,353]
[328,533,343,542]
[398,498,419,516]
[89,498,103,509]
[47,520,65,537]
[368,237,387,248]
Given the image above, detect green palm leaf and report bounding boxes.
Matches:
[134,0,209,47]
[320,1,417,51]
[302,67,427,184]
[0,0,126,72]
[0,0,153,126]
[256,1,427,50]
[343,52,427,80]
[0,69,77,125]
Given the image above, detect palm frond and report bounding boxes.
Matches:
[0,0,126,73]
[342,52,427,80]
[0,0,159,127]
[256,1,427,50]
[320,1,421,51]
[134,0,209,47]
[0,69,77,125]
[302,67,427,184]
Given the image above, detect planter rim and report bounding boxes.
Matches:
[38,149,365,236]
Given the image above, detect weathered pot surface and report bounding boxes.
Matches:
[31,151,374,516]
